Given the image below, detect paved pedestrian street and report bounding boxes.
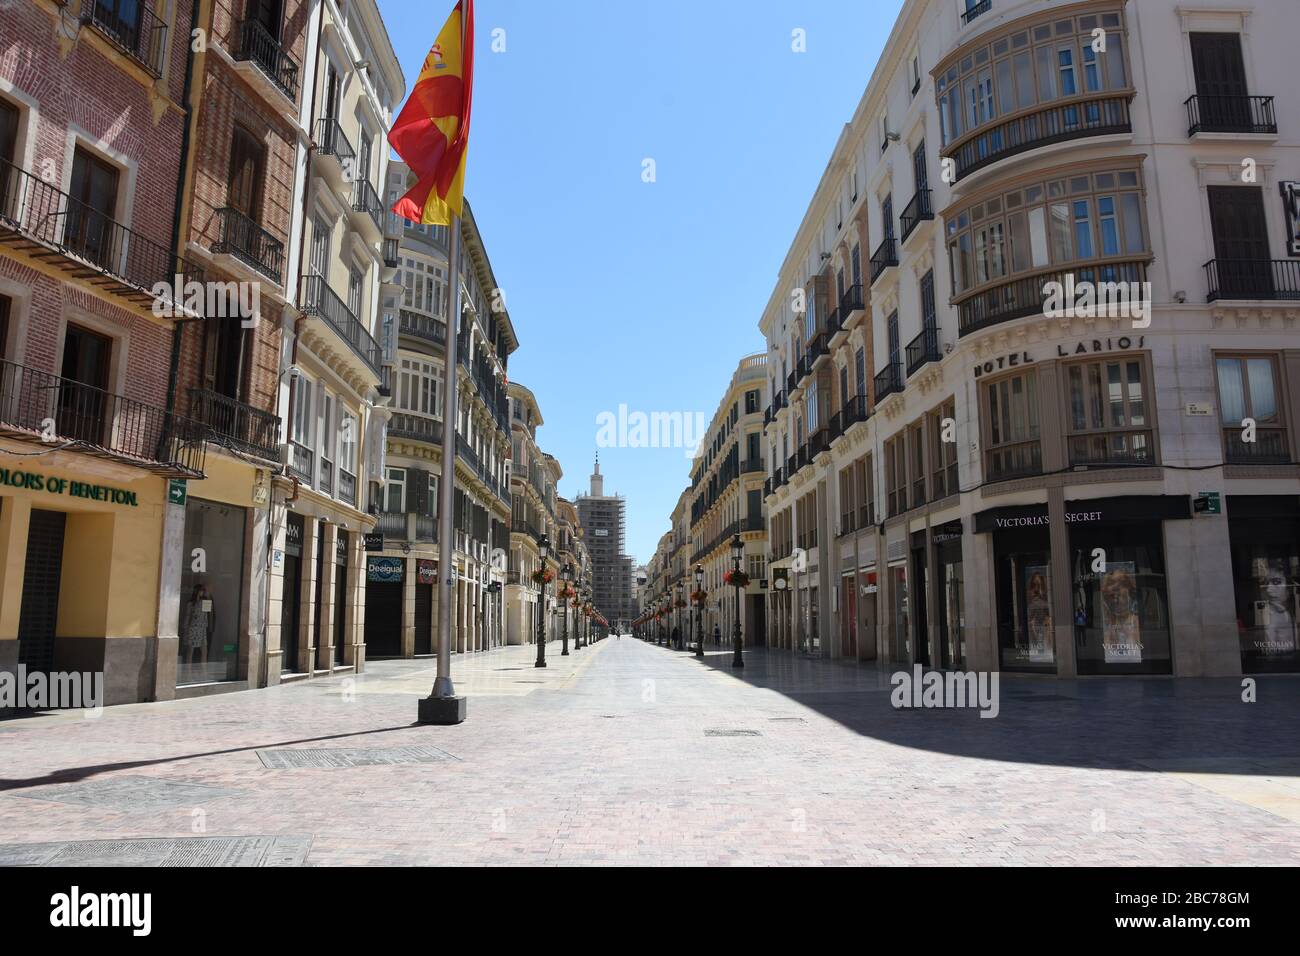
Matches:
[0,638,1297,866]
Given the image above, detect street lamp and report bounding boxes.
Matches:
[675,580,684,650]
[535,534,550,669]
[560,562,573,656]
[694,563,704,658]
[730,533,745,669]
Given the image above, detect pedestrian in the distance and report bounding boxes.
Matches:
[713,623,721,647]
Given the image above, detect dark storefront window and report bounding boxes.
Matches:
[179,498,246,686]
[1070,522,1172,675]
[1229,499,1300,673]
[935,530,965,669]
[995,526,1055,672]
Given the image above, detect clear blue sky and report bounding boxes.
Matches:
[379,0,902,564]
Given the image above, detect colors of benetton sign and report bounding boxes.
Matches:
[0,468,139,506]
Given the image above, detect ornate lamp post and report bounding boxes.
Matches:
[674,580,684,650]
[694,563,705,658]
[729,533,745,669]
[534,534,550,669]
[560,562,573,656]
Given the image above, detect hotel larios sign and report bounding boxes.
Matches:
[0,468,139,507]
[973,336,1146,378]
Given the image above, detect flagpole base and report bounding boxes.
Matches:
[418,695,466,725]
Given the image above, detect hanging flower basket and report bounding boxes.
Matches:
[724,569,750,588]
[558,584,576,601]
[531,568,555,585]
[691,590,708,606]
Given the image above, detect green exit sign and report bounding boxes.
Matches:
[167,479,188,506]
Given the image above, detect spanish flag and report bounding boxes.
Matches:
[388,0,474,226]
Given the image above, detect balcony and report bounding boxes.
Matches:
[944,94,1132,183]
[1224,429,1290,465]
[287,439,312,481]
[905,323,941,376]
[399,309,448,347]
[383,237,400,270]
[1185,95,1277,137]
[235,18,299,101]
[807,427,831,460]
[352,178,385,237]
[376,511,407,541]
[806,333,830,373]
[314,117,355,190]
[986,441,1043,483]
[81,0,168,77]
[188,388,279,461]
[740,457,765,475]
[839,283,864,318]
[1204,259,1300,303]
[869,236,897,285]
[300,274,382,376]
[0,158,203,307]
[339,468,357,507]
[836,394,869,440]
[1068,432,1155,469]
[0,358,205,478]
[388,411,444,444]
[957,259,1149,337]
[873,361,903,404]
[899,188,934,244]
[211,207,284,284]
[822,307,842,338]
[960,0,991,25]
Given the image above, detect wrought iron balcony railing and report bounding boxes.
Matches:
[235,18,299,100]
[838,394,869,436]
[339,468,357,506]
[1068,432,1155,469]
[839,283,864,316]
[0,157,203,304]
[986,440,1043,482]
[352,178,384,234]
[1185,95,1277,136]
[300,274,382,375]
[873,361,903,403]
[961,0,991,25]
[870,236,897,284]
[315,117,355,164]
[81,0,168,77]
[905,323,941,376]
[188,388,279,461]
[388,411,444,444]
[1224,429,1290,465]
[1204,259,1300,302]
[899,188,934,244]
[383,236,400,269]
[376,511,407,540]
[399,309,448,345]
[944,94,1132,182]
[0,358,205,477]
[211,207,284,284]
[957,260,1149,337]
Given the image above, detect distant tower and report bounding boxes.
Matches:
[577,455,632,627]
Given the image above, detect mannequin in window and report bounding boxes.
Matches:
[183,582,215,667]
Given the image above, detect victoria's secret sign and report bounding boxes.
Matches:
[974,495,1192,534]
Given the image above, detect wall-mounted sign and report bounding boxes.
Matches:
[1282,181,1300,256]
[973,496,1193,534]
[1185,403,1214,417]
[932,520,963,544]
[417,559,438,584]
[285,514,303,557]
[252,470,270,505]
[367,557,404,583]
[0,468,139,507]
[1194,492,1222,516]
[167,479,188,506]
[335,529,349,566]
[973,351,1034,378]
[363,532,385,552]
[1053,335,1145,358]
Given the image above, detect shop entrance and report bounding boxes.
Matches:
[840,574,857,658]
[934,525,965,670]
[17,509,66,676]
[364,558,404,657]
[910,535,930,667]
[280,513,303,673]
[414,582,433,655]
[333,529,348,665]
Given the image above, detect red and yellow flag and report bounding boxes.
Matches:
[388,0,474,225]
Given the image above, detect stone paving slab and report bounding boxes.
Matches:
[0,638,1297,865]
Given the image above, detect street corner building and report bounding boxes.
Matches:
[0,0,431,708]
[646,0,1300,679]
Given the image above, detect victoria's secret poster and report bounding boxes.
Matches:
[1100,562,1143,663]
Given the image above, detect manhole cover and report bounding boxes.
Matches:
[14,776,242,810]
[0,835,311,867]
[704,729,762,737]
[256,746,457,769]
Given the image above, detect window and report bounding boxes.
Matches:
[310,215,329,276]
[1066,358,1152,466]
[909,421,927,507]
[885,435,907,517]
[348,265,362,317]
[385,467,406,512]
[930,399,958,498]
[854,347,866,397]
[880,112,890,152]
[839,464,858,534]
[911,53,922,96]
[339,411,357,473]
[66,147,120,269]
[1216,355,1288,463]
[292,377,313,445]
[228,126,265,219]
[984,370,1042,480]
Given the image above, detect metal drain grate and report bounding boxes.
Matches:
[256,746,457,769]
[14,776,242,810]
[704,729,762,737]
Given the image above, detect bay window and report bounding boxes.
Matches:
[984,370,1042,480]
[1065,358,1153,466]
